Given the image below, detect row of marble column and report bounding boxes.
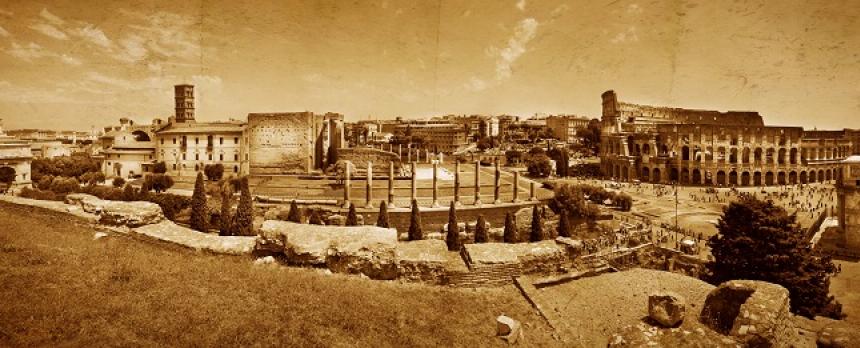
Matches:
[368,143,442,164]
[343,161,537,209]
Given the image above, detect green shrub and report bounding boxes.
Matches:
[190,173,208,232]
[408,199,423,241]
[346,203,358,226]
[19,187,59,201]
[204,164,224,181]
[446,201,460,251]
[474,215,489,243]
[112,177,126,188]
[287,200,303,223]
[376,201,390,228]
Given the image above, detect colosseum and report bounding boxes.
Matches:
[599,90,853,186]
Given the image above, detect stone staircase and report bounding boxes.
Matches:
[446,263,524,287]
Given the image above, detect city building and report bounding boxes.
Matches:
[546,115,592,143]
[394,121,468,154]
[837,155,860,251]
[599,90,851,185]
[0,119,32,188]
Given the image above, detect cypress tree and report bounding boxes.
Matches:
[190,172,208,232]
[308,210,324,225]
[503,212,517,243]
[530,204,545,242]
[346,203,359,226]
[474,215,489,243]
[287,200,303,223]
[408,199,423,240]
[376,201,390,228]
[235,176,254,236]
[121,183,136,201]
[219,182,233,236]
[446,201,460,251]
[557,210,571,238]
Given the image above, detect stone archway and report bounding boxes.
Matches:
[741,172,751,186]
[729,171,738,186]
[692,169,702,185]
[742,148,751,164]
[765,172,775,186]
[825,169,832,181]
[778,172,787,185]
[810,170,817,183]
[754,172,763,186]
[681,168,690,184]
[800,171,808,184]
[717,170,726,186]
[653,168,661,183]
[789,171,797,184]
[670,168,679,183]
[641,167,650,182]
[0,166,15,184]
[819,170,825,182]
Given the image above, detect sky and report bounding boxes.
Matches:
[0,0,858,131]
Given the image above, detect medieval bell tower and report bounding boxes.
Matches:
[174,84,195,123]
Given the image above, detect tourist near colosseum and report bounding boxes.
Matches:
[600,90,851,186]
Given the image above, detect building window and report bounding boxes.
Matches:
[220,137,224,145]
[173,137,176,144]
[208,154,212,161]
[195,137,199,145]
[234,154,238,161]
[234,137,239,144]
[182,154,186,160]
[173,164,177,170]
[195,154,199,160]
[219,154,224,161]
[161,138,164,145]
[234,165,239,173]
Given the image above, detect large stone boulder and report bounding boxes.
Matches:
[258,220,291,253]
[65,193,99,207]
[648,292,686,328]
[463,240,567,274]
[265,221,399,279]
[99,201,164,227]
[817,321,860,348]
[395,239,449,283]
[133,221,257,255]
[699,280,799,347]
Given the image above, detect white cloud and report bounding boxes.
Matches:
[39,8,64,26]
[30,23,68,40]
[7,42,51,60]
[610,26,639,44]
[59,54,82,66]
[115,34,147,62]
[72,24,111,48]
[495,18,538,80]
[0,25,9,38]
[516,0,526,11]
[465,76,488,92]
[87,71,134,89]
[114,11,201,63]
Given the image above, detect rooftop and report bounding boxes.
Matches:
[156,121,245,135]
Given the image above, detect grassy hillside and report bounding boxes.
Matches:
[0,202,558,347]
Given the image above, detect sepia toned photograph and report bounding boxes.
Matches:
[1,0,859,346]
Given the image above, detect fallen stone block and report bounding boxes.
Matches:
[396,239,450,283]
[648,291,686,328]
[99,201,164,227]
[496,315,523,344]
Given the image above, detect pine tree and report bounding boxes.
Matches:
[219,182,233,236]
[503,212,518,243]
[474,215,489,243]
[376,201,390,228]
[190,172,208,232]
[557,210,571,238]
[287,200,303,223]
[446,201,460,251]
[530,204,545,242]
[408,199,423,241]
[706,195,841,319]
[235,176,254,236]
[346,203,359,226]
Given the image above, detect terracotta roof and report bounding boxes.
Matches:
[156,121,245,134]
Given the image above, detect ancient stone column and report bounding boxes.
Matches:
[493,160,502,204]
[365,161,374,209]
[454,161,461,206]
[439,152,444,164]
[529,181,537,201]
[411,161,417,203]
[426,149,431,164]
[407,145,412,163]
[474,160,482,206]
[398,144,402,160]
[512,171,520,203]
[432,162,440,207]
[388,161,395,208]
[343,162,351,208]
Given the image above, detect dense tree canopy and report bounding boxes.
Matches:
[706,196,841,319]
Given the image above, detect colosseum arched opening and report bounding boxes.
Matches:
[741,172,751,186]
[800,171,808,184]
[777,172,787,185]
[754,172,762,185]
[729,171,738,185]
[789,171,797,184]
[765,172,775,185]
[681,168,690,184]
[716,171,726,185]
[692,169,702,184]
[641,167,650,182]
[810,171,817,182]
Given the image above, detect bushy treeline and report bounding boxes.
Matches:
[31,155,102,182]
[563,183,633,211]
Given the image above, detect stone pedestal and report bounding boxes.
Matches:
[474,161,482,206]
[365,161,374,209]
[493,160,501,204]
[388,161,395,208]
[454,161,461,206]
[431,162,440,207]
